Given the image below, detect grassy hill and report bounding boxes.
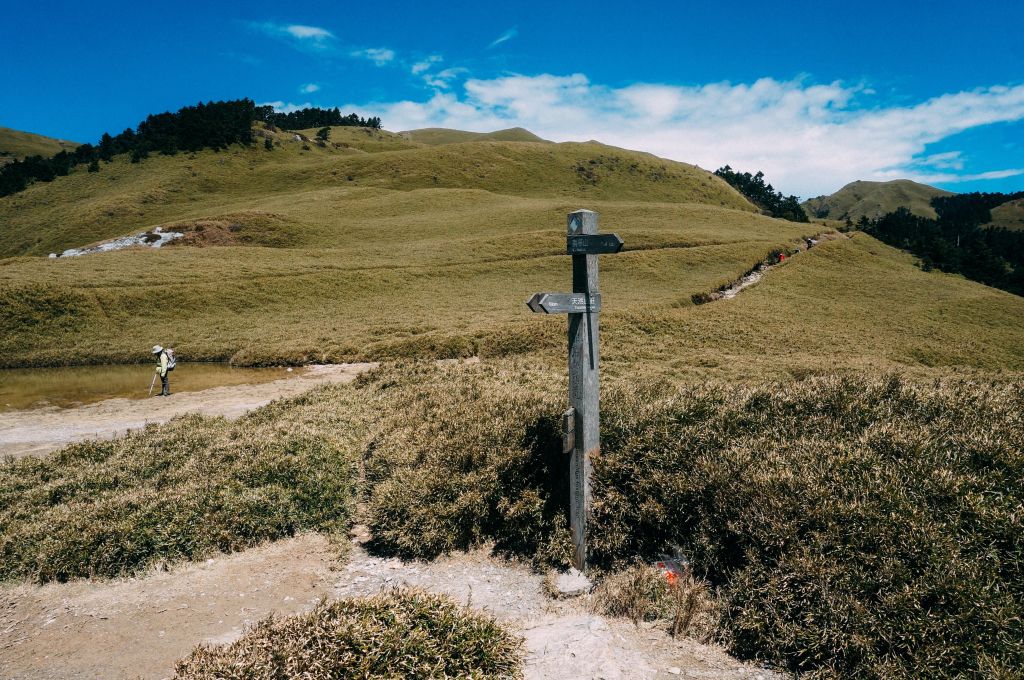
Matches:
[987,197,1024,231]
[0,125,80,165]
[0,129,753,257]
[1,125,1023,376]
[803,179,953,221]
[400,127,548,145]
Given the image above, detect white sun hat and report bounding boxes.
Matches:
[152,345,163,354]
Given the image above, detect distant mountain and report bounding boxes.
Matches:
[986,198,1024,231]
[0,126,80,165]
[399,127,548,145]
[803,179,953,222]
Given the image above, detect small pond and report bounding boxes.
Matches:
[0,363,302,412]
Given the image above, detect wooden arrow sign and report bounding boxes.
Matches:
[567,233,624,255]
[527,292,602,314]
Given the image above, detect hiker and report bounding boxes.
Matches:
[152,344,172,397]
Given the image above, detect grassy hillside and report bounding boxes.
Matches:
[803,179,953,221]
[400,126,548,145]
[0,125,80,165]
[0,132,752,257]
[1,128,1022,375]
[987,197,1024,231]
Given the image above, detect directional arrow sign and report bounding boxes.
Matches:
[566,233,624,255]
[527,292,602,314]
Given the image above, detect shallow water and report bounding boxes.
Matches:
[0,363,301,412]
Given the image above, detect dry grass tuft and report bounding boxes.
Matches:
[173,588,523,679]
[0,383,367,583]
[592,564,718,641]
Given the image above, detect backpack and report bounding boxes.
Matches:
[165,348,176,371]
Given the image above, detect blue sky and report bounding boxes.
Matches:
[2,0,1022,197]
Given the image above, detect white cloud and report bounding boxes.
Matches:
[488,27,518,49]
[424,67,467,90]
[284,24,333,40]
[351,47,395,66]
[258,101,312,113]
[412,55,443,75]
[300,83,320,94]
[251,22,335,49]
[360,73,1024,196]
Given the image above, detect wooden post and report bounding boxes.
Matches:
[527,209,622,574]
[567,209,599,572]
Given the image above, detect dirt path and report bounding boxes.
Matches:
[1,533,780,680]
[703,232,845,303]
[0,363,375,459]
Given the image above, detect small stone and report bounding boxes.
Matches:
[667,668,681,675]
[554,568,592,597]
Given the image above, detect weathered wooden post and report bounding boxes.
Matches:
[527,209,623,573]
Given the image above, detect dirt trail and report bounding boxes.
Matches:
[705,232,845,303]
[0,364,375,459]
[1,533,780,680]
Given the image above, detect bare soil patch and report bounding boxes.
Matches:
[1,532,780,680]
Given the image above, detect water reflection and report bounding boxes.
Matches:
[0,364,300,412]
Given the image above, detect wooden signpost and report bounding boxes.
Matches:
[527,209,623,573]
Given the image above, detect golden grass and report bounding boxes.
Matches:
[0,137,751,257]
[400,126,547,145]
[988,197,1024,231]
[803,179,952,221]
[0,125,80,164]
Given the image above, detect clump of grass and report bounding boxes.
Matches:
[173,588,523,679]
[357,365,1024,679]
[0,384,366,583]
[364,362,573,567]
[592,564,718,641]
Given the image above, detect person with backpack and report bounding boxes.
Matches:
[152,344,175,396]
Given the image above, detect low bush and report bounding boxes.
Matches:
[173,588,523,679]
[0,384,365,583]
[364,363,573,566]
[592,564,718,640]
[359,366,1024,679]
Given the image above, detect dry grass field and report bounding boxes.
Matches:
[2,124,1024,679]
[803,178,953,221]
[0,125,80,165]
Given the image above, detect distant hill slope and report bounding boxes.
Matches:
[0,126,80,165]
[0,130,755,257]
[1,122,1022,375]
[987,198,1024,231]
[803,179,953,221]
[400,127,548,145]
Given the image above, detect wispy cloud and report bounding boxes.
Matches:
[250,22,335,50]
[423,67,467,90]
[362,73,1024,196]
[487,27,518,49]
[350,47,396,66]
[258,100,311,113]
[412,55,443,75]
[300,83,320,94]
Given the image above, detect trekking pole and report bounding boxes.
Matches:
[148,373,157,396]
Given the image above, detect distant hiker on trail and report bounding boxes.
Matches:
[152,345,175,397]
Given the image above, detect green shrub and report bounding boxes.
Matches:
[174,588,523,679]
[0,384,365,582]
